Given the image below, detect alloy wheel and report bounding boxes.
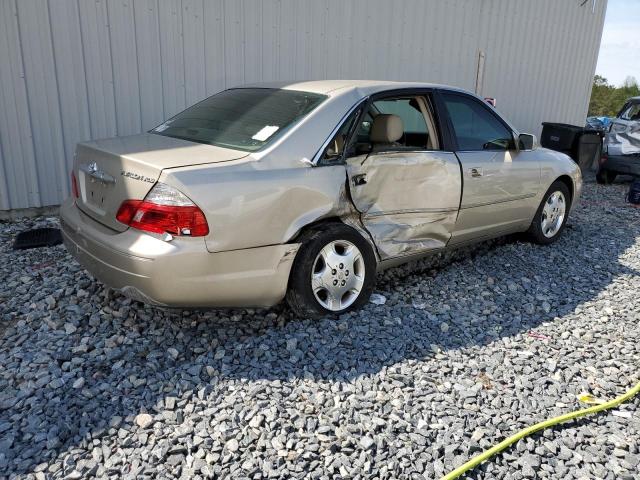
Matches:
[311,240,365,311]
[541,191,566,238]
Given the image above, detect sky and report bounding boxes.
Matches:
[595,0,640,86]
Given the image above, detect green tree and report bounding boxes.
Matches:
[622,76,638,89]
[594,74,609,87]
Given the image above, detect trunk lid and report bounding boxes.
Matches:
[73,133,248,231]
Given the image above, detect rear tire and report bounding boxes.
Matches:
[527,181,571,245]
[286,224,377,319]
[596,168,617,185]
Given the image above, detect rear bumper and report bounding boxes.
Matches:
[602,154,640,176]
[59,198,299,308]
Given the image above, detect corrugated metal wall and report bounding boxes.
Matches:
[0,0,607,211]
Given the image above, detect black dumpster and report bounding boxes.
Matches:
[541,122,603,172]
[576,131,603,171]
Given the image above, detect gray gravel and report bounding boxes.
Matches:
[1,177,639,479]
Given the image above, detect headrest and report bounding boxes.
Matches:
[370,114,403,143]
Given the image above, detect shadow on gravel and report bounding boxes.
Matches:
[1,179,639,475]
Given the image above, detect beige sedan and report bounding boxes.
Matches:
[60,80,581,317]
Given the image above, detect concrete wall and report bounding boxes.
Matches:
[0,0,607,210]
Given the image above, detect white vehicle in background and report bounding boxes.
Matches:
[598,97,640,184]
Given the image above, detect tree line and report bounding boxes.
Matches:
[588,75,640,117]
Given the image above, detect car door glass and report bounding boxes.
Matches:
[345,95,438,158]
[442,93,513,151]
[320,109,360,164]
[372,98,430,149]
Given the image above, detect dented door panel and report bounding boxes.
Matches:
[356,210,457,258]
[346,151,462,259]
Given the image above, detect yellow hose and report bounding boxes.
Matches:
[440,380,640,480]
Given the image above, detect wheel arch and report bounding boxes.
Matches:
[288,217,347,242]
[288,215,380,260]
[555,175,575,204]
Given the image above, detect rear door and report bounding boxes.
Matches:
[438,91,540,244]
[341,91,462,260]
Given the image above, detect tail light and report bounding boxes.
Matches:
[71,171,79,198]
[116,183,209,237]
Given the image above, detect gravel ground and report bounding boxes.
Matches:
[1,177,639,480]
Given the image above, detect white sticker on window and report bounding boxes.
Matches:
[252,125,279,141]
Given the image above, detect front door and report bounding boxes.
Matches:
[439,92,540,244]
[343,93,462,260]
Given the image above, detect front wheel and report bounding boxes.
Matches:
[527,181,571,245]
[286,224,377,318]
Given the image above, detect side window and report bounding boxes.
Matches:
[369,97,431,150]
[346,95,439,157]
[441,93,513,151]
[620,103,640,121]
[349,110,374,152]
[320,108,360,164]
[375,99,427,136]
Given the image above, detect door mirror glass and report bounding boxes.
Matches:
[518,133,538,151]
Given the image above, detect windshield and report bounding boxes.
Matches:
[151,88,326,151]
[619,101,640,121]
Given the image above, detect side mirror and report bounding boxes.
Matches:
[518,133,538,151]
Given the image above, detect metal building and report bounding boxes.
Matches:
[0,0,607,212]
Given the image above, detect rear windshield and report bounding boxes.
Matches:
[151,88,326,151]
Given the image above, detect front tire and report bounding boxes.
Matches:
[286,224,377,318]
[527,181,571,245]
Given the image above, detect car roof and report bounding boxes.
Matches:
[237,79,469,97]
[237,79,520,134]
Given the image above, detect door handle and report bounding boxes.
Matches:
[352,173,367,186]
[469,167,483,177]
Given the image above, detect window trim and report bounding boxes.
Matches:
[436,90,517,153]
[323,88,450,162]
[313,88,473,167]
[415,96,440,150]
